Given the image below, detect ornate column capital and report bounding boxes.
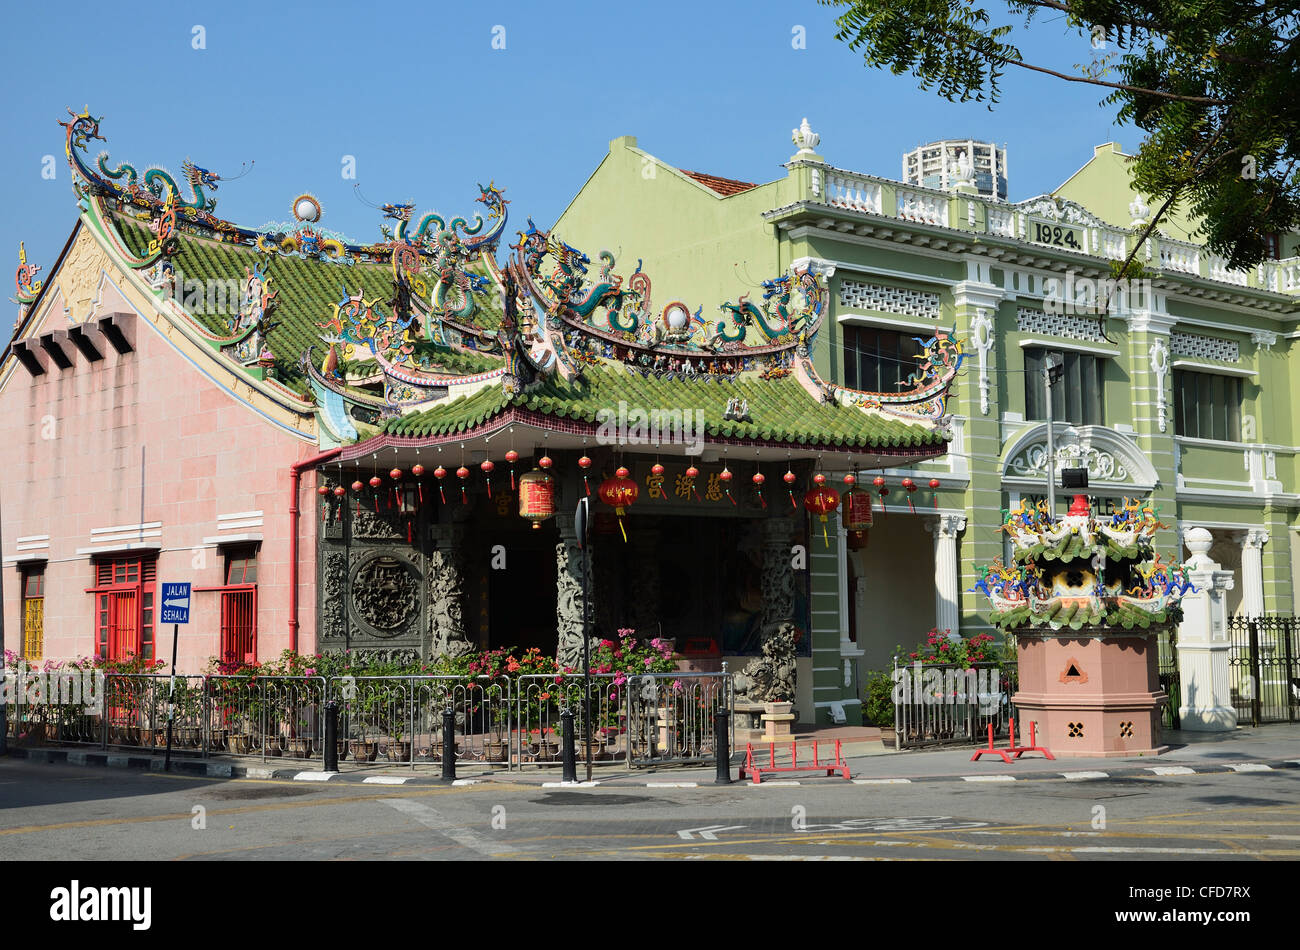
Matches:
[1251,329,1278,350]
[1243,528,1269,550]
[951,280,1005,312]
[1123,309,1176,335]
[928,514,967,539]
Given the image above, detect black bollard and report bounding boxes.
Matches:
[560,708,577,783]
[714,710,732,785]
[323,701,338,772]
[441,707,456,782]
[0,701,7,757]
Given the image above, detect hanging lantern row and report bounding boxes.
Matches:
[803,482,839,547]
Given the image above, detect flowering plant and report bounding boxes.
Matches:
[897,628,1011,668]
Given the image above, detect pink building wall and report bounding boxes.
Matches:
[1,295,322,673]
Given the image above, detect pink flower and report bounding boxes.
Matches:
[304,668,316,677]
[643,658,653,667]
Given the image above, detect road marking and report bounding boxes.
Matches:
[1146,766,1196,775]
[293,772,336,782]
[647,782,697,788]
[542,781,599,788]
[961,775,1016,782]
[677,824,746,840]
[853,779,911,785]
[451,779,480,786]
[382,798,515,855]
[362,776,410,785]
[744,781,801,787]
[1063,771,1109,781]
[1228,763,1272,772]
[246,768,277,779]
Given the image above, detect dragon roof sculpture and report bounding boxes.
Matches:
[973,494,1195,634]
[31,107,960,458]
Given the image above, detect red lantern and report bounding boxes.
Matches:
[929,477,940,509]
[843,473,856,487]
[411,464,425,503]
[783,470,798,509]
[369,474,383,512]
[481,459,495,499]
[873,475,888,514]
[390,468,403,480]
[651,462,665,475]
[505,449,519,489]
[901,477,917,513]
[433,465,447,504]
[316,484,329,497]
[333,485,345,497]
[518,469,555,529]
[538,455,553,470]
[456,465,470,504]
[332,484,346,523]
[752,471,767,509]
[351,479,365,516]
[804,485,840,546]
[719,466,735,506]
[684,464,701,502]
[578,455,592,496]
[842,486,873,547]
[813,473,827,487]
[598,469,639,542]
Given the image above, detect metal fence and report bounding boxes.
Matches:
[1155,628,1181,730]
[1228,616,1300,725]
[3,670,733,771]
[891,661,1018,750]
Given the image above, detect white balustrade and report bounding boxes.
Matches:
[987,207,1016,237]
[896,189,949,227]
[823,172,882,213]
[1158,237,1201,275]
[1208,255,1249,287]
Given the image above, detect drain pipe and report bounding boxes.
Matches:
[289,448,343,653]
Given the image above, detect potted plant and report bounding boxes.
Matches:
[385,719,410,763]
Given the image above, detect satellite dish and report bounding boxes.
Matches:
[574,497,589,550]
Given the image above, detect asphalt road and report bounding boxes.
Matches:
[2,758,1299,862]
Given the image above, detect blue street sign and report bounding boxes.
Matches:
[160,582,191,624]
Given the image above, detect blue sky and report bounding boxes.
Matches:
[2,0,1134,314]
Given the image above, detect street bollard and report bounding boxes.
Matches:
[560,708,577,783]
[441,707,456,782]
[714,710,732,785]
[323,701,338,772]
[0,702,7,757]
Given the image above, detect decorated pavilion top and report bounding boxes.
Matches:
[972,494,1195,634]
[17,108,962,457]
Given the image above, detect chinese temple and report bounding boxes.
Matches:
[2,109,960,720]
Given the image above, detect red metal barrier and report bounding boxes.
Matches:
[970,718,1054,763]
[738,740,851,785]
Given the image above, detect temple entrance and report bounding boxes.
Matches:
[591,512,767,653]
[469,518,559,655]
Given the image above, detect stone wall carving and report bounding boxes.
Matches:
[761,519,795,628]
[350,502,405,542]
[1009,443,1129,481]
[319,551,347,640]
[350,553,420,637]
[429,527,472,658]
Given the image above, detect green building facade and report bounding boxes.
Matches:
[553,121,1300,724]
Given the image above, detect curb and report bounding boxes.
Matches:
[4,746,1298,788]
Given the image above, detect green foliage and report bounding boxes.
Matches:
[862,670,896,727]
[820,0,1300,269]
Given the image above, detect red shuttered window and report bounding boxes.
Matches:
[90,557,157,662]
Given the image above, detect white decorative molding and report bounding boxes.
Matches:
[1016,306,1104,342]
[970,307,994,416]
[791,256,836,280]
[1243,528,1269,549]
[1250,329,1278,350]
[1001,424,1159,489]
[1129,195,1149,227]
[1148,336,1170,433]
[1170,330,1240,363]
[839,279,939,320]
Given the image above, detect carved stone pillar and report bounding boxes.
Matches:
[628,525,661,633]
[1241,529,1268,616]
[928,514,967,636]
[428,523,471,659]
[762,518,795,628]
[555,512,591,670]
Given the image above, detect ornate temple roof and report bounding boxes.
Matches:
[7,108,961,463]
